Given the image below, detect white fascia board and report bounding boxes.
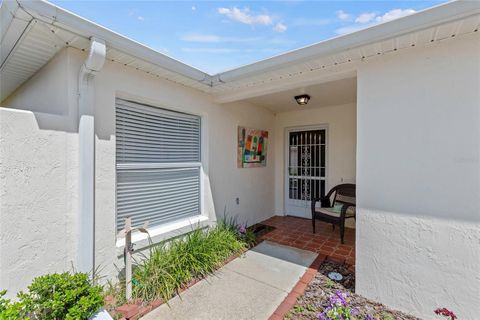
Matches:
[16,0,212,83]
[7,0,480,88]
[216,0,480,83]
[214,64,357,104]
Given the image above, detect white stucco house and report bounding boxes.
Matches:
[1,0,479,318]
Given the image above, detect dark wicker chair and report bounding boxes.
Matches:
[311,183,356,244]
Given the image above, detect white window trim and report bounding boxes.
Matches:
[115,214,209,248]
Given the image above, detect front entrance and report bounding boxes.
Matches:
[285,127,327,218]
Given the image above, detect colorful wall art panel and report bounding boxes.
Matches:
[237,126,268,168]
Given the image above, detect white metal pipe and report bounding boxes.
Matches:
[77,37,106,274]
[124,218,132,301]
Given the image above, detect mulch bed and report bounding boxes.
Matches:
[285,259,420,320]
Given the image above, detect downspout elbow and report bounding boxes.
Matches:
[78,37,106,94]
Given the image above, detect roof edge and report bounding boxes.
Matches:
[16,0,213,84]
[4,0,479,89]
[215,0,480,83]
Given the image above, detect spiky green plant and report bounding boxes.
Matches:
[132,223,247,303]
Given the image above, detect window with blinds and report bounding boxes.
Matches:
[115,99,201,231]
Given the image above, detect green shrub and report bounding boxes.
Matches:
[133,223,247,302]
[17,272,103,320]
[0,290,26,320]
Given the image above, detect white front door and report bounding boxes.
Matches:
[285,127,327,218]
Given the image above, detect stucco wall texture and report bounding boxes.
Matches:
[356,33,480,319]
[0,108,78,296]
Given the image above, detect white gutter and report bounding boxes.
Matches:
[216,0,480,83]
[16,0,211,84]
[77,37,106,274]
[11,0,480,87]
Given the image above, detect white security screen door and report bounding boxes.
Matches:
[285,128,327,218]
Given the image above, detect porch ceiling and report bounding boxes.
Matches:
[244,77,356,113]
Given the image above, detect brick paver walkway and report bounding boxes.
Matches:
[259,215,355,269]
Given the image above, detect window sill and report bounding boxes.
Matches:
[115,215,210,249]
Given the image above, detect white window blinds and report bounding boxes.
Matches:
[116,99,201,231]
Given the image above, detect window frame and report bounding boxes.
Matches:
[114,98,206,243]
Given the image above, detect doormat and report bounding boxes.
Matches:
[248,223,276,238]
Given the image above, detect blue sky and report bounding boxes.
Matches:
[50,0,446,74]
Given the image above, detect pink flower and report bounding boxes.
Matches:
[238,224,247,234]
[434,308,457,319]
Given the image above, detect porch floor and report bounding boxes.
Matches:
[258,215,355,269]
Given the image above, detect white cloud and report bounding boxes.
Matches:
[336,10,351,21]
[217,7,273,25]
[128,10,145,21]
[181,33,261,43]
[375,8,416,23]
[191,6,196,11]
[336,8,417,35]
[273,22,287,33]
[355,12,376,24]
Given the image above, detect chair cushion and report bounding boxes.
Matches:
[315,206,355,218]
[336,194,355,204]
[331,203,344,214]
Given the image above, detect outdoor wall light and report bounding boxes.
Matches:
[294,94,310,105]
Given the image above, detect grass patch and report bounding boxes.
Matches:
[132,220,253,303]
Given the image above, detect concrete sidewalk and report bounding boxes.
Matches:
[141,241,317,320]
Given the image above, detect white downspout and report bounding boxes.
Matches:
[77,37,106,274]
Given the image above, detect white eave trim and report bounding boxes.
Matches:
[2,0,479,91]
[16,0,211,83]
[215,0,480,83]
